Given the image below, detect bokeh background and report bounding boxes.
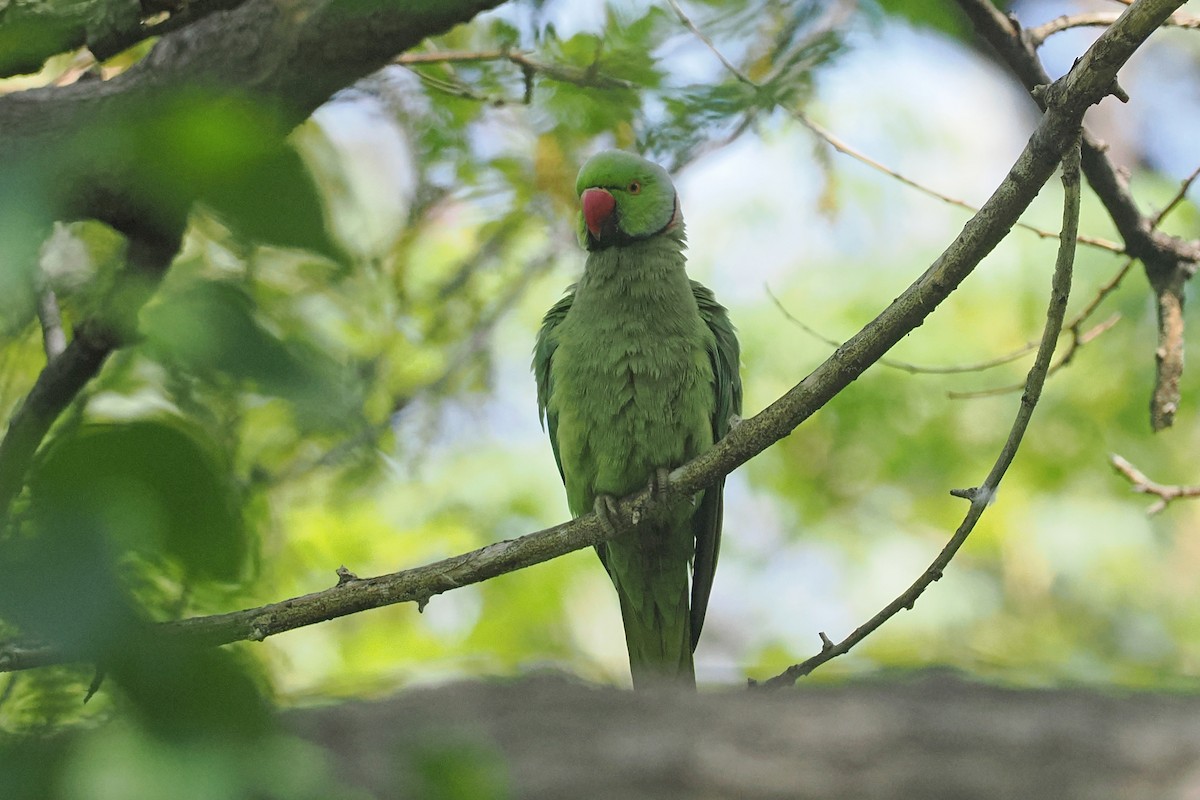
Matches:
[2,0,1199,756]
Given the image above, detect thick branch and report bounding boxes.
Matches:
[0,0,1180,674]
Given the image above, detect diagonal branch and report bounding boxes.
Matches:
[0,324,117,523]
[0,234,182,523]
[0,0,1181,673]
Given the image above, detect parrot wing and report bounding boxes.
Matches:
[533,287,576,484]
[688,280,742,650]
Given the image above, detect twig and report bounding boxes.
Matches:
[767,285,1039,374]
[1110,453,1200,514]
[791,109,1122,255]
[948,159,1193,399]
[1029,10,1200,47]
[761,133,1083,687]
[947,313,1119,399]
[408,69,517,106]
[1150,165,1200,227]
[395,48,637,100]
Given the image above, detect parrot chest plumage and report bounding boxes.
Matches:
[547,243,716,524]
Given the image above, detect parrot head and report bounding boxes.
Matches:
[575,151,680,251]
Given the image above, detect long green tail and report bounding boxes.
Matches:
[616,593,694,689]
[604,519,696,689]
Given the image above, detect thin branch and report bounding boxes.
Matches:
[767,284,1040,375]
[790,109,1122,255]
[762,133,1083,687]
[947,313,1119,399]
[2,0,1177,671]
[667,0,1124,256]
[945,160,1192,399]
[393,48,638,100]
[772,249,1131,389]
[1150,165,1200,227]
[1029,10,1200,47]
[409,69,518,106]
[1110,453,1200,515]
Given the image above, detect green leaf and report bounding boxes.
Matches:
[140,280,358,428]
[28,418,247,582]
[201,141,343,261]
[870,0,970,38]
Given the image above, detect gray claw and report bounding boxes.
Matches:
[594,494,622,534]
[649,467,671,497]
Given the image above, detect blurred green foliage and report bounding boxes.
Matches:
[1,0,1198,795]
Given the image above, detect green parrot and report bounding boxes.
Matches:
[533,150,742,688]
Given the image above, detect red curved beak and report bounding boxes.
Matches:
[581,188,616,239]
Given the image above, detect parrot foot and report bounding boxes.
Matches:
[593,494,624,534]
[648,467,671,497]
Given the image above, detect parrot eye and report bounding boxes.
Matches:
[628,181,641,194]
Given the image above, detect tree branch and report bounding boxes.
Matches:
[1110,454,1200,515]
[0,0,1180,673]
[0,0,507,235]
[0,324,116,523]
[1029,10,1200,47]
[0,232,181,523]
[397,49,637,90]
[761,132,1083,687]
[955,0,1200,430]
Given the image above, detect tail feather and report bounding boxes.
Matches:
[613,569,695,690]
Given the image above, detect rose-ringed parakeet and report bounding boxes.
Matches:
[533,150,741,688]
